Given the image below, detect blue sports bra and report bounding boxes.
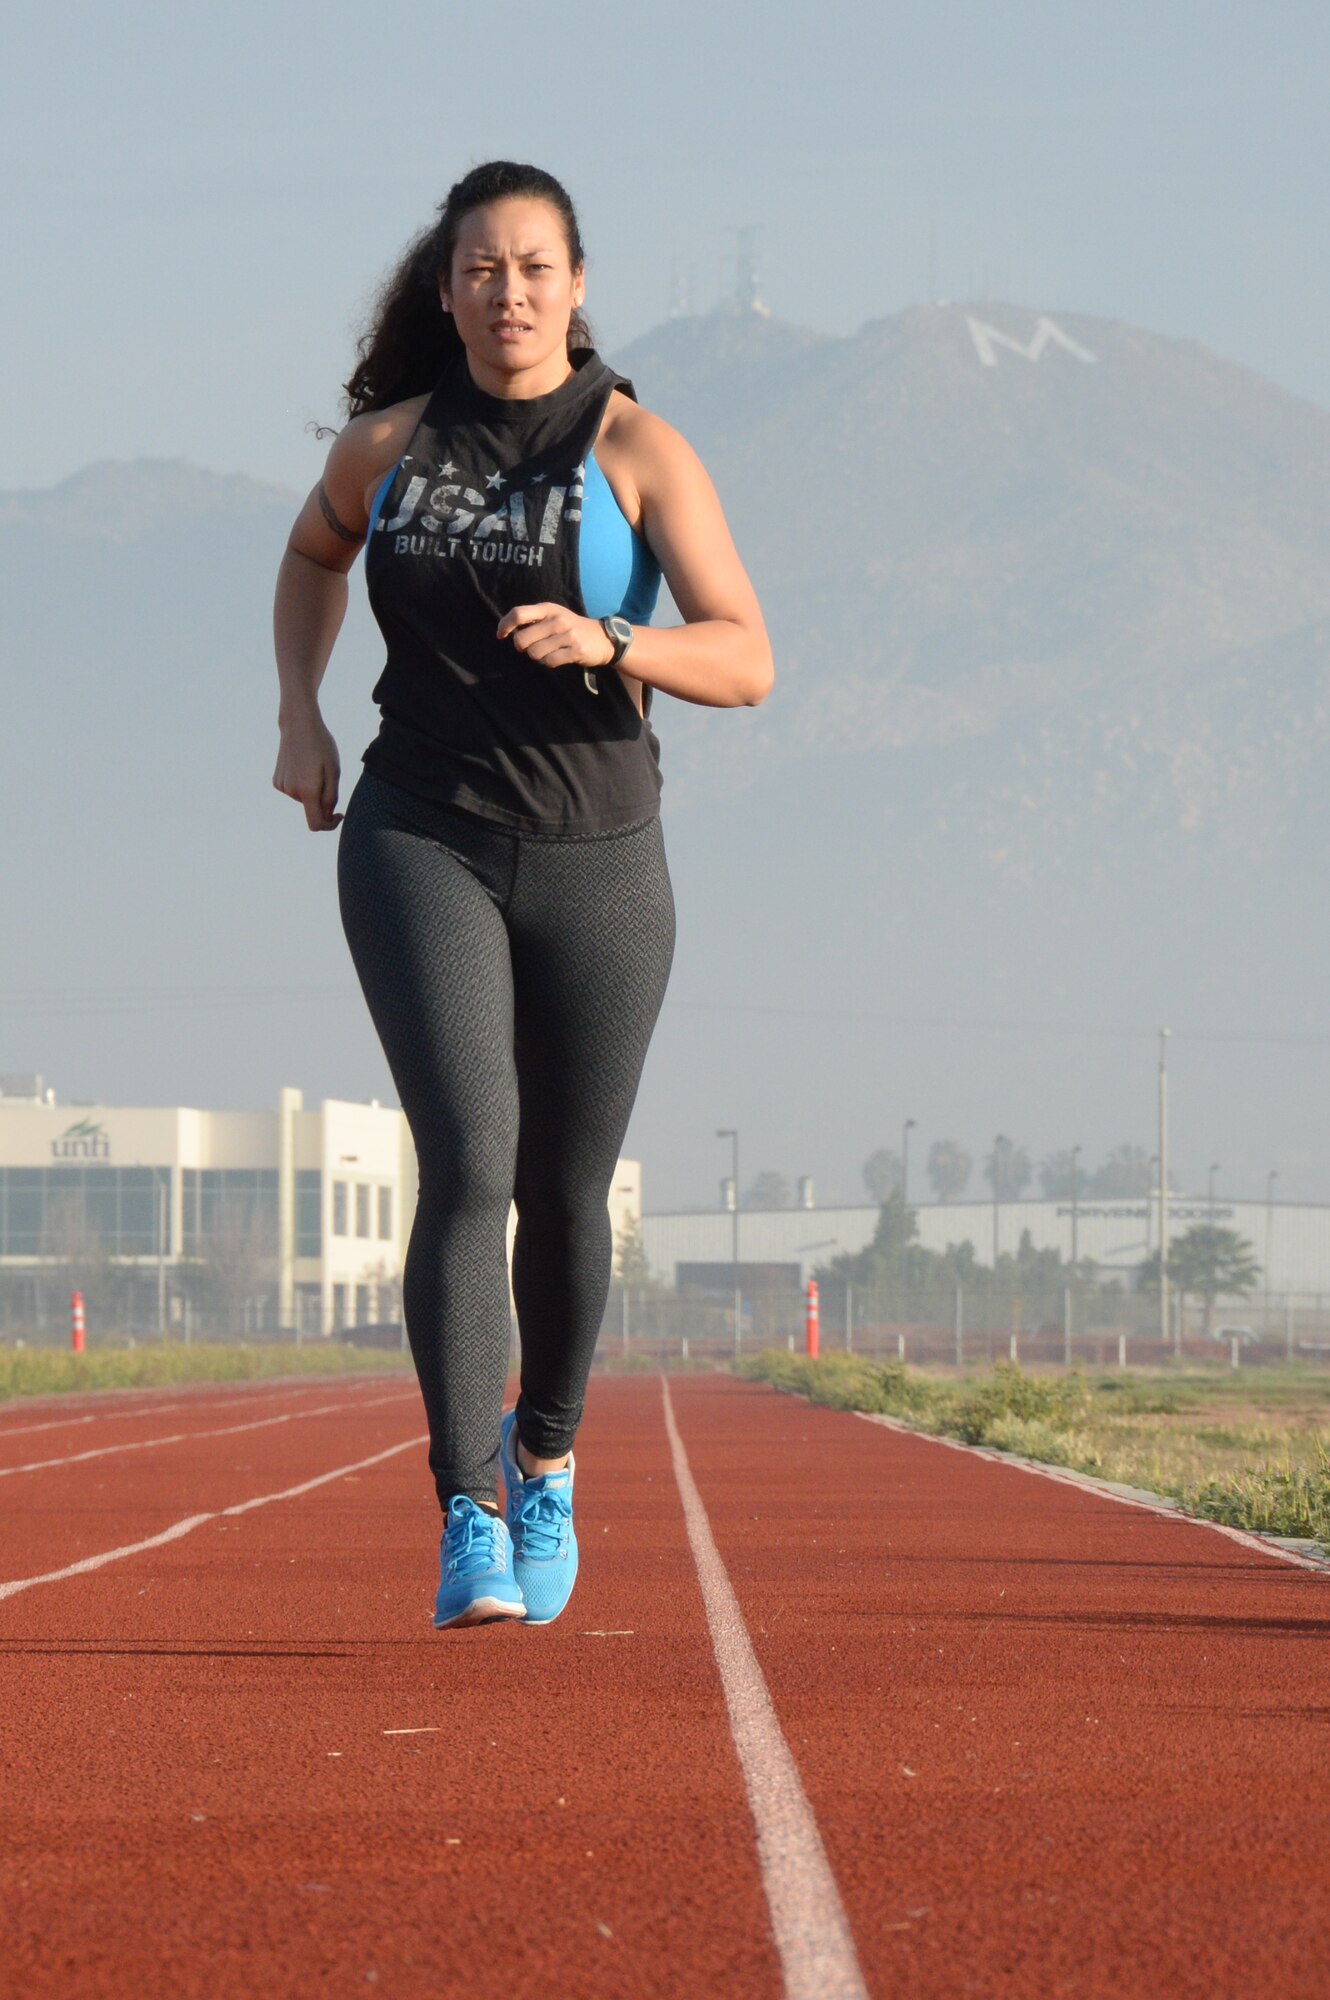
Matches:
[366,448,661,624]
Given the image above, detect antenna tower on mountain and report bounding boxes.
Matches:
[668,256,692,319]
[725,225,771,318]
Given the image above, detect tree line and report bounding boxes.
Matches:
[807,1192,1261,1338]
[732,1142,1170,1211]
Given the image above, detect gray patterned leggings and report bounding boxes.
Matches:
[337,770,675,1510]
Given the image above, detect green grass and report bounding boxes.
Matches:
[738,1352,1330,1547]
[0,1342,412,1401]
[1189,1445,1330,1539]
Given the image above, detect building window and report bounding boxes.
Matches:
[295,1283,323,1336]
[332,1181,348,1237]
[181,1169,278,1258]
[332,1282,348,1330]
[0,1165,170,1258]
[295,1171,321,1258]
[377,1186,393,1240]
[355,1282,372,1325]
[355,1183,371,1239]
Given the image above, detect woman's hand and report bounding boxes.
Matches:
[273,707,344,831]
[497,603,617,668]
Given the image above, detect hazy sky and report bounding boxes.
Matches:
[5,0,1329,495]
[5,3,1330,1211]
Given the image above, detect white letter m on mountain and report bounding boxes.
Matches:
[966,314,1097,367]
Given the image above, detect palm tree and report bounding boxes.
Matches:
[1090,1145,1155,1197]
[1038,1149,1087,1199]
[927,1139,972,1203]
[742,1171,791,1210]
[862,1148,902,1203]
[983,1142,1032,1201]
[1138,1224,1260,1338]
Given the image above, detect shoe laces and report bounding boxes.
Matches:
[444,1500,505,1579]
[514,1481,572,1562]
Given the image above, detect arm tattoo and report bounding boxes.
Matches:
[318,480,363,544]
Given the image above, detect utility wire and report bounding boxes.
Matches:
[2,984,1328,1049]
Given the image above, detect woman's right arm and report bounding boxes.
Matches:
[272,409,411,831]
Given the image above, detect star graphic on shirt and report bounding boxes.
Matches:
[439,460,457,478]
[485,469,505,491]
[572,461,586,481]
[530,472,546,484]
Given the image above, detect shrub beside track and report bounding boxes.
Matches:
[740,1352,1330,1547]
[0,1341,412,1401]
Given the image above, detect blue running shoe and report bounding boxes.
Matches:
[433,1495,526,1629]
[499,1410,579,1626]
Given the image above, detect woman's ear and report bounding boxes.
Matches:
[438,277,453,315]
[572,266,586,311]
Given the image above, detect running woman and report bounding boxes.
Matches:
[272,160,772,1628]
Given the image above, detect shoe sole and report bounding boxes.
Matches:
[519,1599,573,1627]
[433,1595,526,1630]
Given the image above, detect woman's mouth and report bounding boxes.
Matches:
[491,321,532,340]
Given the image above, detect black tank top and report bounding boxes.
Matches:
[361,348,664,834]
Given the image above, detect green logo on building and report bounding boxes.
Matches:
[52,1117,111,1161]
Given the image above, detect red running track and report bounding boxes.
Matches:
[1,1371,1327,1998]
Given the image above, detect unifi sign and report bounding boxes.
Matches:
[51,1118,111,1161]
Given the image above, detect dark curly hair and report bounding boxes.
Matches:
[343,161,593,418]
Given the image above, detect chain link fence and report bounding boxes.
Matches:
[7,1262,1330,1372]
[593,1281,1330,1371]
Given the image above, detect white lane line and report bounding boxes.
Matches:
[0,1434,427,1601]
[0,1374,409,1440]
[0,1413,100,1441]
[660,1378,869,2000]
[853,1411,1330,1577]
[0,1389,418,1478]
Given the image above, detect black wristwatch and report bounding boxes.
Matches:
[599,614,634,667]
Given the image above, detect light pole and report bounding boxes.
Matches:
[156,1168,169,1339]
[1068,1144,1082,1344]
[1208,1162,1220,1222]
[992,1134,1008,1268]
[717,1128,740,1355]
[137,1161,170,1340]
[1265,1169,1279,1328]
[1158,1028,1172,1353]
[897,1118,917,1321]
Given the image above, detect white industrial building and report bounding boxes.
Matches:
[643,1195,1330,1303]
[0,1079,642,1337]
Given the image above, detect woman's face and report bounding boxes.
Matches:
[441,197,585,379]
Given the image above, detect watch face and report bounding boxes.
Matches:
[607,616,633,645]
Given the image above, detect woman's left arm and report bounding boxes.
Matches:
[497,408,774,709]
[618,409,774,707]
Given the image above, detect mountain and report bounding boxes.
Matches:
[616,301,1330,796]
[3,306,1329,1208]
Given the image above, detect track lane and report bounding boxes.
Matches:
[0,1373,407,1447]
[0,1386,416,1481]
[1,1377,783,1999]
[15,1371,1322,1998]
[0,1382,421,1577]
[670,1375,1330,2000]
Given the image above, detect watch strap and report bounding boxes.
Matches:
[600,615,633,667]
